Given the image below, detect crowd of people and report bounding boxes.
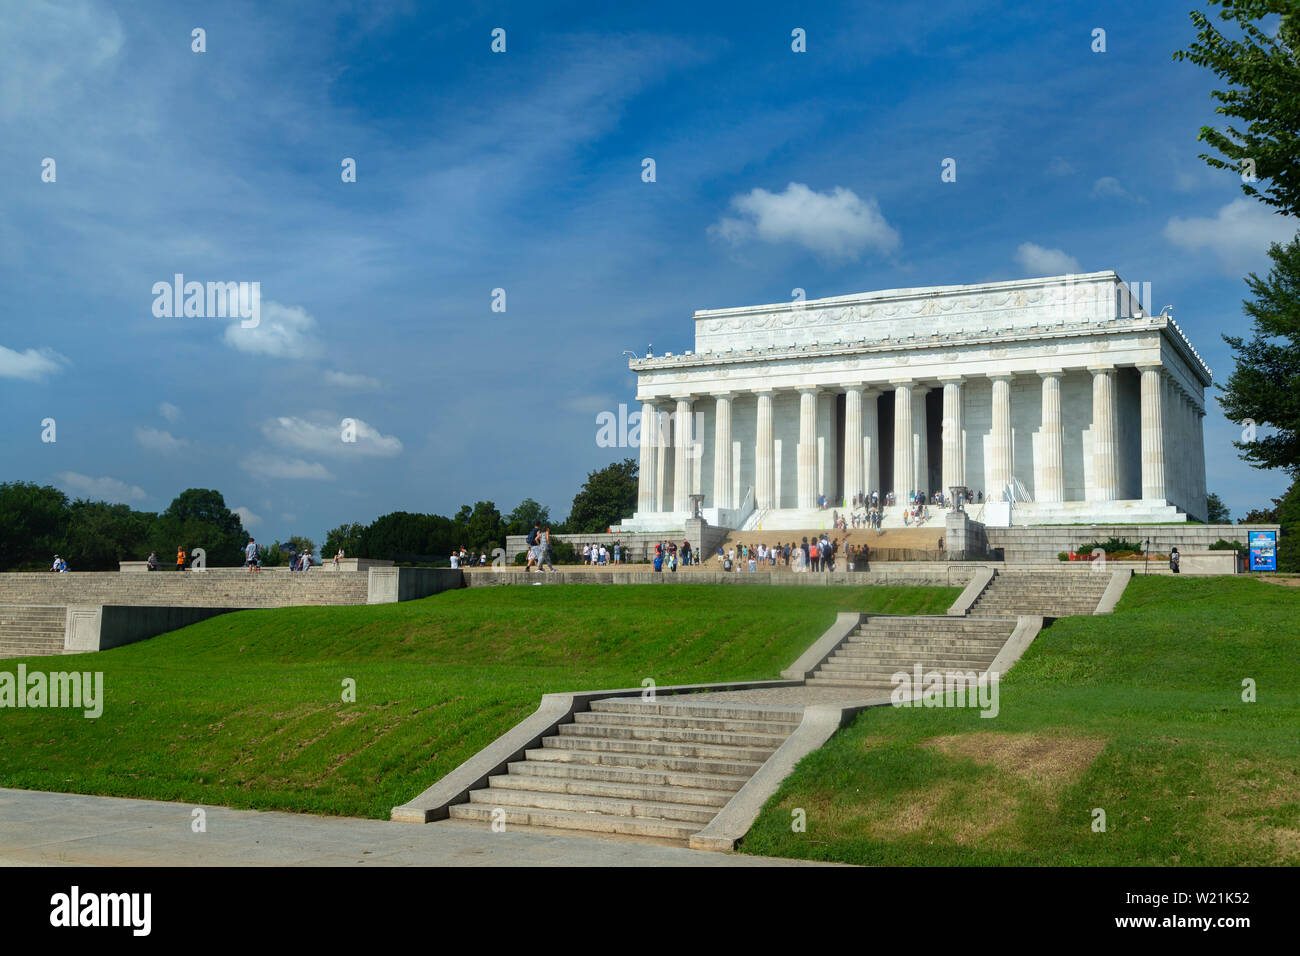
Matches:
[711,535,872,573]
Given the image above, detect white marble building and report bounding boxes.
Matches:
[621,272,1211,531]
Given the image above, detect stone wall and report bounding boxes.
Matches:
[985,523,1279,564]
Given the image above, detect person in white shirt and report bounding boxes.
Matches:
[450,552,459,568]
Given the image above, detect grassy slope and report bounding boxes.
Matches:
[740,576,1300,865]
[0,583,957,819]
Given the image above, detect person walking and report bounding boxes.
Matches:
[244,538,259,572]
[176,547,185,571]
[1169,547,1181,574]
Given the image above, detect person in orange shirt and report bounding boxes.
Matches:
[176,547,185,571]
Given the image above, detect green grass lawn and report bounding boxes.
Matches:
[0,583,957,819]
[740,575,1300,865]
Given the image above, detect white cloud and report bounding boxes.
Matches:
[323,370,382,390]
[239,454,334,481]
[1163,199,1299,272]
[1014,242,1081,276]
[232,506,262,528]
[259,415,403,457]
[134,426,189,454]
[1047,157,1075,177]
[0,0,124,122]
[0,345,66,381]
[55,471,146,503]
[709,183,900,260]
[1090,176,1145,202]
[158,402,182,423]
[222,301,323,360]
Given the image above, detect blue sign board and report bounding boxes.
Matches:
[1248,531,1278,572]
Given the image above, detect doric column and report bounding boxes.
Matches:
[912,386,930,496]
[637,399,657,513]
[1138,365,1166,501]
[940,377,965,496]
[863,388,880,497]
[1089,367,1118,501]
[672,395,693,513]
[843,386,864,503]
[892,379,913,503]
[1038,370,1064,503]
[797,388,819,509]
[818,390,836,501]
[989,374,1013,496]
[755,390,775,510]
[712,393,733,511]
[1193,400,1207,516]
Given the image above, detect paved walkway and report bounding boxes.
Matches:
[0,789,830,867]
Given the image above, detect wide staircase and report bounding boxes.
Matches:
[806,615,1016,691]
[447,696,802,842]
[703,527,944,568]
[967,570,1110,618]
[0,606,66,659]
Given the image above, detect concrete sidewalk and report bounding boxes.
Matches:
[0,788,829,867]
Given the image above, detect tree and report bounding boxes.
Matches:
[1173,1,1300,218]
[1219,236,1300,477]
[461,501,503,551]
[64,500,153,570]
[566,458,638,533]
[504,498,551,537]
[150,488,247,567]
[1206,491,1232,523]
[0,482,70,570]
[323,522,365,559]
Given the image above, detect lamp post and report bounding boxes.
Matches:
[1144,537,1150,576]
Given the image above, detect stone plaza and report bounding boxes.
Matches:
[620,271,1212,533]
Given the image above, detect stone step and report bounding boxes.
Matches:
[488,771,736,807]
[541,734,778,763]
[826,654,998,669]
[588,697,802,724]
[523,746,764,777]
[447,802,698,841]
[504,759,748,792]
[571,710,797,736]
[467,786,718,823]
[845,636,1009,649]
[555,722,788,749]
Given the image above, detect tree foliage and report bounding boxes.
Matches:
[566,458,638,533]
[1206,491,1232,523]
[1173,1,1300,218]
[1219,236,1300,477]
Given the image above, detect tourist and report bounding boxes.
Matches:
[1169,547,1181,574]
[540,527,557,572]
[145,552,159,572]
[653,550,664,572]
[176,547,185,571]
[244,538,259,572]
[302,552,313,571]
[334,548,344,568]
[525,523,542,572]
[613,542,621,564]
[681,539,692,566]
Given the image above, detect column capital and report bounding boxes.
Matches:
[1037,368,1064,380]
[751,387,776,397]
[889,377,913,388]
[1136,362,1164,375]
[987,372,1014,383]
[670,393,695,403]
[710,391,735,401]
[1087,364,1116,376]
[937,375,965,385]
[797,386,821,397]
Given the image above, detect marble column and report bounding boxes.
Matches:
[712,393,733,511]
[755,390,775,510]
[672,396,693,513]
[655,407,671,513]
[637,400,657,513]
[797,388,819,509]
[1089,367,1118,501]
[863,388,880,498]
[843,386,864,503]
[912,386,930,496]
[1138,365,1166,501]
[1194,401,1207,517]
[940,377,965,497]
[892,379,913,503]
[989,374,1013,497]
[818,390,836,502]
[1038,370,1064,504]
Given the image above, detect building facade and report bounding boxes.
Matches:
[621,272,1211,531]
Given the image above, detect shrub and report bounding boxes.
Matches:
[1207,538,1246,551]
[1078,537,1145,555]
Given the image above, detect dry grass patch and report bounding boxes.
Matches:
[1198,755,1300,864]
[923,732,1106,808]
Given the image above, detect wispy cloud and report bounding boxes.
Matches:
[55,471,146,503]
[1014,242,1081,276]
[0,345,66,381]
[1163,199,1298,273]
[710,183,900,261]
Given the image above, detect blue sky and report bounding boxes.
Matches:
[2,0,1295,542]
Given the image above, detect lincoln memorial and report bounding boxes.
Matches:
[619,271,1211,532]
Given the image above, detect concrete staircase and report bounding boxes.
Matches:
[0,606,66,659]
[967,570,1110,618]
[447,696,801,842]
[806,615,1016,690]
